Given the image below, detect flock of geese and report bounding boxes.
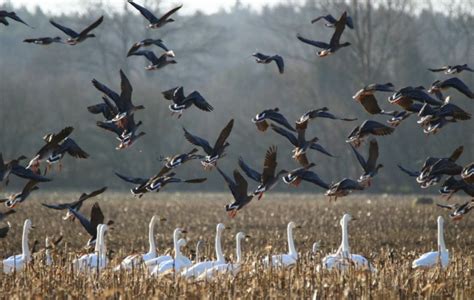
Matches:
[0,3,472,277]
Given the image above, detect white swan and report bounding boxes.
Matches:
[3,219,33,274]
[115,215,166,270]
[198,232,248,280]
[321,214,375,271]
[151,238,190,275]
[145,227,184,271]
[73,224,108,272]
[262,221,300,268]
[412,216,449,269]
[181,223,226,278]
[45,237,53,266]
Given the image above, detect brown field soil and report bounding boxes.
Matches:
[0,192,473,299]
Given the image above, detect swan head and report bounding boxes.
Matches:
[150,215,167,227]
[437,216,444,227]
[24,219,33,232]
[216,223,226,232]
[236,232,246,241]
[340,214,353,225]
[287,221,302,230]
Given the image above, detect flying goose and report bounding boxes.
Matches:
[127,38,174,57]
[436,201,473,221]
[50,16,103,45]
[128,50,177,70]
[238,146,286,199]
[162,86,213,117]
[429,64,474,74]
[351,139,383,187]
[439,176,474,199]
[282,163,329,189]
[252,108,295,132]
[0,180,40,208]
[428,77,474,99]
[216,167,253,218]
[346,120,394,148]
[183,119,234,170]
[128,1,182,29]
[297,12,351,57]
[92,69,145,122]
[41,187,107,220]
[252,53,284,74]
[352,83,396,115]
[325,178,365,201]
[0,154,51,186]
[311,13,354,29]
[0,10,31,27]
[158,148,204,170]
[23,37,63,45]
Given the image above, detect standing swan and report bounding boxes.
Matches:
[198,232,249,279]
[3,219,33,274]
[262,222,300,267]
[322,214,375,271]
[412,216,449,269]
[146,227,184,271]
[151,238,191,275]
[181,223,226,278]
[115,215,166,270]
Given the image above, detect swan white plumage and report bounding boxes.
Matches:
[198,232,248,280]
[73,224,108,272]
[115,215,166,270]
[3,219,33,274]
[412,216,449,269]
[150,238,190,275]
[321,214,375,271]
[262,221,300,268]
[181,223,226,278]
[145,227,184,271]
[45,237,53,266]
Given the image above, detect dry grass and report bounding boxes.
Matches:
[0,192,473,298]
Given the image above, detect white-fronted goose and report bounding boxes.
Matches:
[128,1,182,29]
[216,167,253,218]
[50,16,103,45]
[252,53,284,74]
[346,120,394,148]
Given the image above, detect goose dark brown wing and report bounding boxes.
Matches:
[158,4,183,22]
[90,202,105,231]
[329,11,347,46]
[397,164,420,177]
[300,170,329,189]
[351,144,368,172]
[79,187,107,202]
[271,124,298,146]
[238,157,261,183]
[366,139,379,172]
[271,55,284,74]
[58,138,89,159]
[213,119,234,152]
[362,120,395,136]
[49,20,79,37]
[183,128,213,155]
[128,1,159,23]
[115,172,148,185]
[11,165,51,182]
[233,170,249,199]
[78,16,103,37]
[186,91,213,112]
[297,34,330,49]
[449,146,464,162]
[262,146,277,183]
[119,69,133,111]
[358,94,383,114]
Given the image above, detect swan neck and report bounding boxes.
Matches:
[148,219,156,254]
[22,223,30,259]
[94,225,101,252]
[236,237,242,263]
[287,225,297,257]
[216,229,224,262]
[341,219,350,255]
[99,225,107,259]
[438,219,446,251]
[173,230,179,257]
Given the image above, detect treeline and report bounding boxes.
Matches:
[0,0,472,193]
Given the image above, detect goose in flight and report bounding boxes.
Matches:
[183,119,234,170]
[216,167,253,218]
[23,37,63,45]
[252,108,295,132]
[252,53,284,74]
[0,10,31,27]
[161,86,213,118]
[128,1,182,29]
[50,16,103,45]
[297,12,351,57]
[311,13,354,29]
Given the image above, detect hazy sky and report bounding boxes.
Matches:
[0,0,305,15]
[0,0,458,16]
